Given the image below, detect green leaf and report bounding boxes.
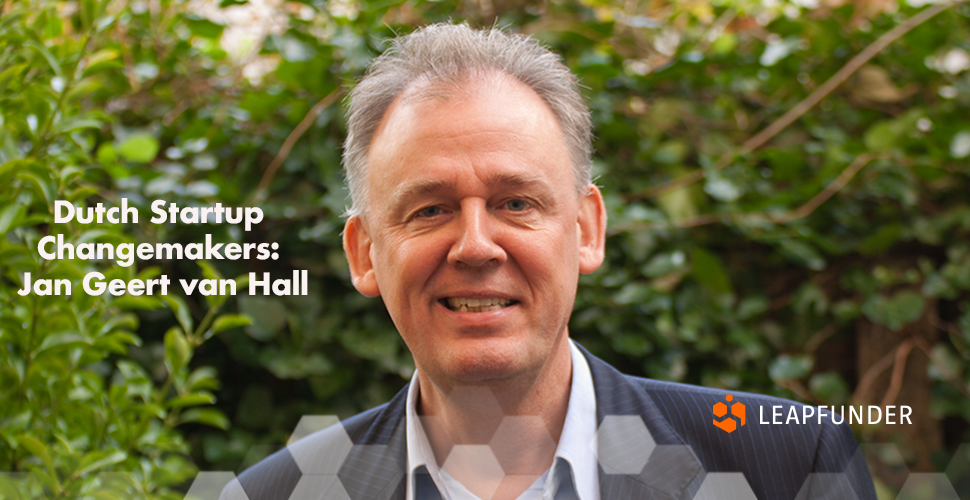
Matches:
[0,159,33,182]
[164,327,191,373]
[641,251,686,278]
[612,283,653,305]
[82,48,120,75]
[691,247,732,294]
[0,204,24,233]
[116,134,159,163]
[777,239,826,271]
[233,273,250,290]
[80,0,99,31]
[833,300,861,322]
[24,40,62,77]
[167,393,215,408]
[16,435,54,472]
[43,11,63,38]
[137,266,162,281]
[0,473,26,500]
[76,450,126,476]
[36,333,89,355]
[94,331,141,353]
[211,314,251,334]
[863,122,897,152]
[185,17,225,39]
[54,116,103,134]
[809,372,848,404]
[17,172,53,206]
[651,140,688,164]
[96,143,117,164]
[113,296,163,310]
[736,296,769,320]
[929,344,963,380]
[859,224,904,255]
[178,408,230,430]
[198,261,228,309]
[864,109,922,152]
[186,367,220,392]
[164,295,194,335]
[951,130,970,159]
[30,468,59,496]
[198,260,223,281]
[0,63,27,95]
[793,283,828,316]
[861,290,924,331]
[711,33,737,54]
[656,185,697,222]
[769,354,813,383]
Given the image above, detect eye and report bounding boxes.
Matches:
[415,206,443,218]
[505,199,530,212]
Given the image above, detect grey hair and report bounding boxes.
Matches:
[342,22,592,217]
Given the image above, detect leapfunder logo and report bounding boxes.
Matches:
[713,395,746,433]
[712,395,913,433]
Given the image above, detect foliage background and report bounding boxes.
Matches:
[1,0,969,498]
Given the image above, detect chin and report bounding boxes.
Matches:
[439,341,527,383]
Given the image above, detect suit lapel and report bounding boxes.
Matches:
[338,387,409,500]
[580,346,703,500]
[339,348,702,500]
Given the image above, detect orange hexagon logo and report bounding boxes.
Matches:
[713,395,745,433]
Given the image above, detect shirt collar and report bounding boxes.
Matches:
[405,340,599,500]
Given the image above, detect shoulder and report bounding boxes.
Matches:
[223,388,408,500]
[629,377,876,500]
[583,350,875,499]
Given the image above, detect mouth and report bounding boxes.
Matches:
[441,297,518,313]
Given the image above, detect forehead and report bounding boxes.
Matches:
[365,75,571,201]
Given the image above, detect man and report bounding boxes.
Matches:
[224,23,876,500]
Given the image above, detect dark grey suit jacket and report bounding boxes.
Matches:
[224,345,876,500]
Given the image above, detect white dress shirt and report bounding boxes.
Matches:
[405,340,599,500]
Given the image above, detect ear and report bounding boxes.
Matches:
[577,184,607,274]
[343,215,381,297]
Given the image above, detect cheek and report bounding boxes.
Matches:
[509,228,579,286]
[374,233,449,298]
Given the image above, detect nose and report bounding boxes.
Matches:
[447,201,507,267]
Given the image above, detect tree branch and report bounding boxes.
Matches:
[765,152,878,224]
[691,8,738,55]
[251,88,343,203]
[629,0,968,201]
[852,341,905,405]
[880,340,913,408]
[804,322,840,354]
[608,153,879,235]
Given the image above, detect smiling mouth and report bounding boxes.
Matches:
[443,297,517,313]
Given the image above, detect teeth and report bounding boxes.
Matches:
[447,297,512,312]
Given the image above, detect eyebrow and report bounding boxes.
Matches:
[388,172,550,215]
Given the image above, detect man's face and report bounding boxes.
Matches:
[343,75,605,388]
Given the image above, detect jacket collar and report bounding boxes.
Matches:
[337,345,702,500]
[580,345,703,500]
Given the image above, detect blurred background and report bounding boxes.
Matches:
[1,0,969,498]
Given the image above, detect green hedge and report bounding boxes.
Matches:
[1,0,968,498]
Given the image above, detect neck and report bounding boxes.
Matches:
[416,338,573,500]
